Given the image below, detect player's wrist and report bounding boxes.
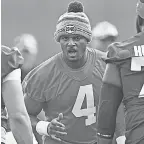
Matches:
[116,135,126,144]
[36,121,50,136]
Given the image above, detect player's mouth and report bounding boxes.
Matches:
[68,50,77,57]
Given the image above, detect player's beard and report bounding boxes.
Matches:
[63,48,87,69]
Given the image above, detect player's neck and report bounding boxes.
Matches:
[62,51,88,70]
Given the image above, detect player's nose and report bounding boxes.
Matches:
[67,38,75,46]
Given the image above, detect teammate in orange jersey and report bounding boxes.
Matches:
[97,0,144,144]
[1,46,33,144]
[90,21,125,144]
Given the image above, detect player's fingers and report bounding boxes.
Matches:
[50,135,61,142]
[51,119,65,128]
[52,125,66,132]
[50,129,67,137]
[49,123,66,134]
[57,113,63,121]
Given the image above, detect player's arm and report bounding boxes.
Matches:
[25,95,66,143]
[2,69,33,144]
[23,69,57,143]
[115,103,126,144]
[97,63,123,144]
[23,67,67,143]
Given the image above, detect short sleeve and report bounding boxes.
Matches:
[22,68,47,102]
[3,69,21,83]
[103,42,129,65]
[94,49,107,73]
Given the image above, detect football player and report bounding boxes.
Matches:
[23,1,106,144]
[97,0,144,144]
[5,34,41,144]
[23,1,125,144]
[1,46,33,144]
[90,21,125,144]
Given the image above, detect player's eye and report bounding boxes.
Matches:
[61,36,69,41]
[73,36,81,41]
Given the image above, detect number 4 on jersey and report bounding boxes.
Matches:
[72,84,96,126]
[131,57,144,71]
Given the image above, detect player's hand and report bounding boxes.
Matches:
[47,113,67,141]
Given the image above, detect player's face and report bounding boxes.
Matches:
[59,34,88,61]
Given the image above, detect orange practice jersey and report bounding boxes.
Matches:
[23,48,106,144]
[106,32,144,144]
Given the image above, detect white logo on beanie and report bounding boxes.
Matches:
[65,25,76,34]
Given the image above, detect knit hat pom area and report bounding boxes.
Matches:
[54,1,92,42]
[67,1,84,13]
